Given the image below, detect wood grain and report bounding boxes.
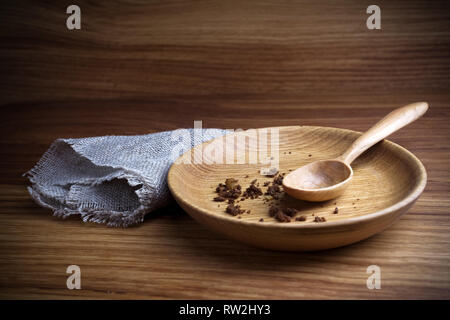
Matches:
[0,0,449,299]
[340,102,428,165]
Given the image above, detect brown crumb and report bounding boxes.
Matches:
[295,215,307,221]
[259,218,264,222]
[268,205,291,222]
[226,203,244,216]
[225,178,239,190]
[214,173,293,222]
[273,174,284,185]
[265,184,281,199]
[237,216,242,219]
[269,205,279,217]
[314,216,326,223]
[282,207,298,217]
[242,180,263,199]
[215,179,242,200]
[308,154,312,157]
[333,207,339,214]
[275,211,291,222]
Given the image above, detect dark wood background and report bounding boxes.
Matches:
[1,0,449,299]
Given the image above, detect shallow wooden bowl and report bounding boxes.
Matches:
[168,126,427,251]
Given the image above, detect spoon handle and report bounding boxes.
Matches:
[339,102,429,165]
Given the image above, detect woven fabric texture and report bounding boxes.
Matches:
[26,129,226,227]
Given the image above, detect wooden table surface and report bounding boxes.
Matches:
[1,0,449,299]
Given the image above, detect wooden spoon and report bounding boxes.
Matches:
[282,102,429,202]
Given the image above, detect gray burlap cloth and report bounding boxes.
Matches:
[25,129,227,227]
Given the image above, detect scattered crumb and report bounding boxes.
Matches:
[269,205,279,217]
[333,207,339,214]
[242,180,263,199]
[273,174,284,186]
[225,178,239,190]
[275,211,291,223]
[268,205,297,222]
[314,216,326,223]
[266,184,281,199]
[226,203,245,216]
[215,179,242,200]
[213,172,303,223]
[283,207,298,217]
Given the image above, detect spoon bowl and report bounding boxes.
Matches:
[282,160,353,201]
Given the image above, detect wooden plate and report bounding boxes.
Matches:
[167,126,427,251]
